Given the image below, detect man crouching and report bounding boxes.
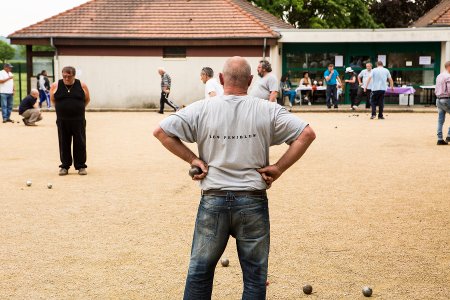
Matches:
[19,89,42,126]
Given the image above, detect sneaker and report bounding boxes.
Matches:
[157,111,164,114]
[2,120,7,123]
[327,106,332,109]
[370,116,376,119]
[378,116,385,120]
[446,137,450,143]
[59,168,68,176]
[6,119,14,123]
[351,106,356,110]
[437,140,448,145]
[308,102,312,106]
[334,106,338,109]
[78,168,87,175]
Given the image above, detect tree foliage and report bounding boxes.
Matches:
[369,0,441,28]
[0,40,15,63]
[251,0,441,28]
[251,0,379,28]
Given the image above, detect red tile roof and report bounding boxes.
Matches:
[412,0,450,27]
[9,0,291,40]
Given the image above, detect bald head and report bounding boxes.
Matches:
[221,57,252,91]
[30,89,39,98]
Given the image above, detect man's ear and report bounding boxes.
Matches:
[219,73,224,86]
[248,75,253,87]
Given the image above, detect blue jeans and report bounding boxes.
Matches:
[371,90,385,117]
[39,90,51,108]
[326,84,337,108]
[283,90,296,105]
[1,93,13,121]
[184,193,270,300]
[436,98,450,140]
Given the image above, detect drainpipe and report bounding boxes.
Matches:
[263,38,267,59]
[50,37,59,81]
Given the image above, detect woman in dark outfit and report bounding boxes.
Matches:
[50,66,90,176]
[344,67,359,110]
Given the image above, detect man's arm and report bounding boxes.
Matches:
[388,77,394,91]
[33,99,40,109]
[357,74,363,85]
[153,127,208,180]
[257,126,316,187]
[325,70,333,81]
[50,82,57,106]
[269,91,278,102]
[81,82,91,106]
[364,76,372,92]
[0,75,13,83]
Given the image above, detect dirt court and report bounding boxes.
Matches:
[0,111,449,299]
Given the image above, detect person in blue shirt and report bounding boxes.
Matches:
[365,61,394,119]
[324,64,342,109]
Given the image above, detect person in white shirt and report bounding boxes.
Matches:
[0,63,15,123]
[357,62,373,109]
[200,67,224,98]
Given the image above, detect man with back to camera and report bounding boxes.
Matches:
[18,89,42,126]
[154,56,316,299]
[324,63,342,109]
[434,61,450,145]
[365,61,394,120]
[0,63,15,123]
[50,66,90,176]
[200,67,224,98]
[250,59,278,102]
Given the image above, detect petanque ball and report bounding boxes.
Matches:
[362,286,373,297]
[220,258,229,267]
[26,180,32,187]
[47,183,53,189]
[303,284,313,294]
[188,166,202,177]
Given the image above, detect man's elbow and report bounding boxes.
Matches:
[302,126,316,143]
[153,126,166,140]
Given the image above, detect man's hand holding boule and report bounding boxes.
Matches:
[190,158,208,181]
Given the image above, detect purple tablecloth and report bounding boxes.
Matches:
[384,87,416,95]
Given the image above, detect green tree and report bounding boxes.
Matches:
[369,0,441,28]
[250,0,380,28]
[0,40,15,63]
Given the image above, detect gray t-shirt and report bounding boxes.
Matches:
[250,73,279,100]
[159,95,308,191]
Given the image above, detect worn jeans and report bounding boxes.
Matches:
[1,93,13,121]
[184,193,270,300]
[436,98,450,140]
[326,84,338,108]
[371,90,385,117]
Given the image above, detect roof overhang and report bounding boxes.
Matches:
[9,36,279,47]
[279,28,450,43]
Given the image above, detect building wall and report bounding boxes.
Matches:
[54,46,276,108]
